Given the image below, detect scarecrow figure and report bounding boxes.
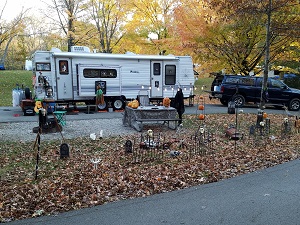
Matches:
[174,88,185,124]
[96,85,104,105]
[34,100,43,113]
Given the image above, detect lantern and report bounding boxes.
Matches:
[198,105,204,110]
[199,114,205,120]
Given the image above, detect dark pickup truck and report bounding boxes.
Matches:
[210,75,300,111]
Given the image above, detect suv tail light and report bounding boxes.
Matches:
[220,85,224,93]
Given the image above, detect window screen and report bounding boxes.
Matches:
[153,63,161,75]
[165,65,176,85]
[59,60,69,74]
[36,63,51,71]
[83,69,117,78]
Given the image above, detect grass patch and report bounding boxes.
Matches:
[0,70,32,106]
[194,77,213,96]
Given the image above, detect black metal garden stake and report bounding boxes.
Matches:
[34,109,44,180]
[35,132,40,180]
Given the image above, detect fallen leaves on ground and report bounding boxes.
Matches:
[1,113,300,222]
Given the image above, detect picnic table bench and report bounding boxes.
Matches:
[136,118,181,129]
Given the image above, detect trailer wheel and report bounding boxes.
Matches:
[113,98,125,110]
[97,101,107,110]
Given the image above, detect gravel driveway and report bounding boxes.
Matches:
[0,118,138,142]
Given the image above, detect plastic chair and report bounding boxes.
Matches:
[138,90,150,106]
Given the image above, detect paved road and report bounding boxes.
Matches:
[0,103,290,123]
[7,159,300,225]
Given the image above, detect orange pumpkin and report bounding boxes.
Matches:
[199,95,204,99]
[163,97,171,107]
[199,114,205,120]
[131,100,139,109]
[198,105,204,110]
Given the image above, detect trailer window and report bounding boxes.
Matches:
[83,69,117,78]
[36,63,51,71]
[59,60,69,74]
[153,63,161,75]
[165,65,176,85]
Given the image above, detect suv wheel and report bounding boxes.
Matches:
[220,99,228,106]
[232,94,245,108]
[288,98,300,111]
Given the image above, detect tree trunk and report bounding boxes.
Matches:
[260,0,272,110]
[0,36,14,67]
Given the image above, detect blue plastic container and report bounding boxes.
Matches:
[43,102,56,113]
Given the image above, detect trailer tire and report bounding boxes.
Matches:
[113,98,125,110]
[97,101,107,110]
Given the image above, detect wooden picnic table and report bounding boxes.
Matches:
[122,106,179,131]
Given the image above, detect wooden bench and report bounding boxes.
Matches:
[136,118,181,130]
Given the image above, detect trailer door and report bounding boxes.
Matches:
[55,58,73,100]
[151,61,163,97]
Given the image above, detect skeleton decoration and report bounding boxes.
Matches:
[90,158,101,169]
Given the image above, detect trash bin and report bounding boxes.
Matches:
[12,89,23,107]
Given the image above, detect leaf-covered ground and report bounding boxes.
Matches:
[1,113,300,222]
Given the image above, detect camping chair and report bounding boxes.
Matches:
[138,90,150,106]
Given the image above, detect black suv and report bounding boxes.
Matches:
[210,75,300,111]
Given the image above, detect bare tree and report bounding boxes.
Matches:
[87,0,127,53]
[0,0,28,67]
[43,0,87,51]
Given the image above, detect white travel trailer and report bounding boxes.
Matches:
[32,46,195,110]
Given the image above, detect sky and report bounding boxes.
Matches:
[1,0,46,21]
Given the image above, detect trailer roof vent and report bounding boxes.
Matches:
[71,46,91,53]
[125,51,136,55]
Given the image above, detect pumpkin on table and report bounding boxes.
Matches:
[131,100,139,109]
[128,100,139,108]
[163,97,171,107]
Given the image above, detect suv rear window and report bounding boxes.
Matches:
[224,76,255,86]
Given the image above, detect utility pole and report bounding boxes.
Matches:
[260,0,272,110]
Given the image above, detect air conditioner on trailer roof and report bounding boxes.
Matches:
[71,46,91,53]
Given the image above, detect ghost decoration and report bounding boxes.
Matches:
[90,133,96,140]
